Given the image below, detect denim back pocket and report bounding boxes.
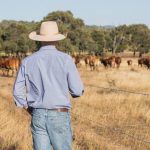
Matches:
[48,112,71,136]
[31,109,46,132]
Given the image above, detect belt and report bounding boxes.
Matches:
[30,107,69,112]
[49,108,69,112]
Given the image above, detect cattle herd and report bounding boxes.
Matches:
[72,55,122,70]
[0,55,150,77]
[72,55,150,70]
[0,56,21,76]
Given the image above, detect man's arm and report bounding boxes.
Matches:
[13,61,28,108]
[67,56,84,98]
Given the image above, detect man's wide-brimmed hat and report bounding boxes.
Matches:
[29,21,66,41]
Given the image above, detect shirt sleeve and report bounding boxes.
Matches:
[67,56,84,98]
[13,61,28,108]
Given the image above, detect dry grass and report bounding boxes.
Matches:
[0,58,150,150]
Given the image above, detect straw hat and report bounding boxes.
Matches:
[29,21,66,41]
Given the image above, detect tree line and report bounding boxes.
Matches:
[0,11,150,57]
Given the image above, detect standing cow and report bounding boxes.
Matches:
[143,58,150,69]
[127,60,132,66]
[100,57,112,68]
[138,58,145,67]
[115,57,121,68]
[0,56,21,76]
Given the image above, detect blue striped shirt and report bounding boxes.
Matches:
[13,45,84,109]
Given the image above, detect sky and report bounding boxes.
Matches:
[0,0,150,27]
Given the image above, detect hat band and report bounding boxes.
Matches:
[40,32,59,36]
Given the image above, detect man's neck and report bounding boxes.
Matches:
[41,41,57,46]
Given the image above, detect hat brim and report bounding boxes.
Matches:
[29,31,66,41]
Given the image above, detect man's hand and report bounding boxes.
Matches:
[24,107,32,115]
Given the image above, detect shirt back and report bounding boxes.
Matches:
[13,45,84,109]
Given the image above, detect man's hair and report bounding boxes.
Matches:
[41,41,58,46]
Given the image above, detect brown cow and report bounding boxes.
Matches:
[0,56,21,76]
[100,57,112,68]
[115,57,121,68]
[84,55,91,67]
[0,56,9,76]
[109,56,116,68]
[89,56,100,71]
[127,60,132,66]
[143,57,150,69]
[138,58,145,67]
[71,55,81,67]
[138,57,150,69]
[78,58,86,67]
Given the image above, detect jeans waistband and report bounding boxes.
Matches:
[31,107,69,112]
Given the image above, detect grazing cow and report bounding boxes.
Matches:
[127,60,132,66]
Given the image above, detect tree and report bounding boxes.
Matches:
[0,21,37,55]
[127,24,150,56]
[109,25,128,54]
[91,30,105,51]
[1,11,150,56]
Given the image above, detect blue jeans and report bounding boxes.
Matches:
[31,108,72,150]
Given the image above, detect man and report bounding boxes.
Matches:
[13,21,84,150]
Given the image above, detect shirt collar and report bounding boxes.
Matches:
[39,45,57,51]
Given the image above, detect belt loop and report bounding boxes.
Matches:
[45,109,48,117]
